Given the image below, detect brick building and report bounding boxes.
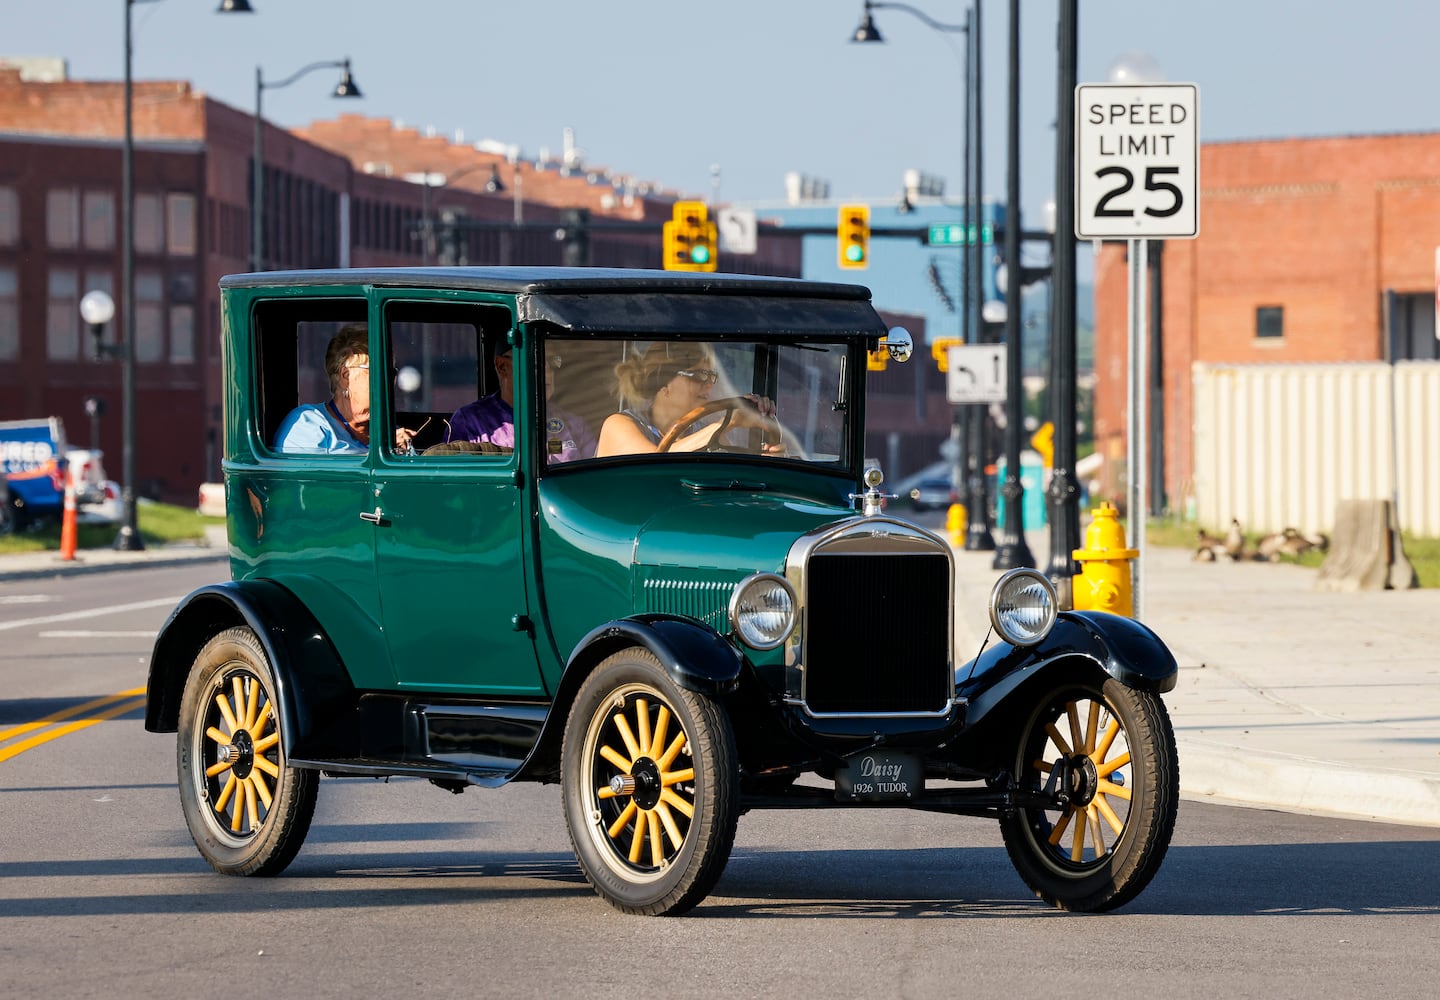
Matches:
[0,67,803,504]
[1092,131,1440,512]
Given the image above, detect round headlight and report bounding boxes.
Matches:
[988,568,1057,646]
[728,573,797,650]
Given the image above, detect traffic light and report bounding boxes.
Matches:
[837,203,870,270]
[663,200,718,272]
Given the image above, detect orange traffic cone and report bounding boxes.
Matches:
[59,480,78,561]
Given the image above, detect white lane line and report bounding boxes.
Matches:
[39,630,159,639]
[0,595,57,605]
[0,596,180,632]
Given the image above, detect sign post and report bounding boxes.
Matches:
[1076,82,1199,618]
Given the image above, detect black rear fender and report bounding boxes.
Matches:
[144,581,357,758]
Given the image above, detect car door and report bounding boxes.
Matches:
[366,292,545,696]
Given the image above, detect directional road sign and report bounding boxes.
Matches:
[946,343,1006,404]
[1075,82,1199,240]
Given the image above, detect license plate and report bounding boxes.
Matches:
[835,750,922,802]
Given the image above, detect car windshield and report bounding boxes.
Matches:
[542,337,852,467]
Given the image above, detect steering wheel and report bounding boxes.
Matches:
[656,396,768,453]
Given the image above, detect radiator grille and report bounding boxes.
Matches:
[803,551,950,713]
[641,576,733,629]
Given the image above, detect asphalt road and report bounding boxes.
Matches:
[3,564,1439,997]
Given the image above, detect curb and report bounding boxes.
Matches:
[0,547,225,582]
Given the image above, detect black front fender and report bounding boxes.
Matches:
[958,610,1177,728]
[144,580,357,759]
[564,614,745,697]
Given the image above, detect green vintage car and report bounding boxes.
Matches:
[144,267,1179,916]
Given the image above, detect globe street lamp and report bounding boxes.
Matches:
[252,58,362,271]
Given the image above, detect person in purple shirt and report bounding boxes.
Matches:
[445,343,595,463]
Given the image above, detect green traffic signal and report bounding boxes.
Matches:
[844,243,865,263]
[691,244,711,265]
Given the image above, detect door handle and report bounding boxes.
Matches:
[359,506,384,524]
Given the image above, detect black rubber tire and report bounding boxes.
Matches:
[562,649,739,916]
[177,626,318,877]
[998,676,1178,912]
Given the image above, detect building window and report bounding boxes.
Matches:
[167,192,197,256]
[0,267,18,361]
[83,190,116,250]
[47,188,80,249]
[136,271,164,363]
[169,304,195,363]
[134,193,164,254]
[1256,305,1284,339]
[0,187,18,247]
[46,268,80,360]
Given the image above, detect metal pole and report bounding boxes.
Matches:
[953,4,973,525]
[965,0,995,551]
[1148,240,1166,515]
[114,0,143,550]
[1127,238,1149,617]
[252,66,263,271]
[1045,0,1080,606]
[993,0,1033,569]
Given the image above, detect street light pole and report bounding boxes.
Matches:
[114,0,144,549]
[252,58,362,271]
[991,0,1034,569]
[965,0,995,551]
[1045,0,1081,605]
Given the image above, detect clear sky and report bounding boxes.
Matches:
[4,0,1436,234]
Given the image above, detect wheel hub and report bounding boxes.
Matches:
[610,757,663,810]
[220,728,255,779]
[1062,753,1098,806]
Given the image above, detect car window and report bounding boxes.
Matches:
[253,298,367,455]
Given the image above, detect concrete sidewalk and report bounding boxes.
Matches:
[5,522,1439,827]
[951,529,1440,828]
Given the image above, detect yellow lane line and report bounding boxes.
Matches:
[0,695,148,764]
[0,687,147,755]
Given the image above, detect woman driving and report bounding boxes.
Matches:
[596,342,773,457]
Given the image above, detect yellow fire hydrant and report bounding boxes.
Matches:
[946,503,967,546]
[1071,502,1138,616]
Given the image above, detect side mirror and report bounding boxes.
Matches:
[883,326,914,364]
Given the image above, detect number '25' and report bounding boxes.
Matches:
[1094,166,1182,218]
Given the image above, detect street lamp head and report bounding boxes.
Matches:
[333,59,363,98]
[216,0,256,12]
[851,2,884,43]
[80,289,115,327]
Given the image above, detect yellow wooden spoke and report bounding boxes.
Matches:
[205,725,230,746]
[252,732,279,755]
[232,677,246,723]
[214,692,239,734]
[214,773,237,813]
[251,754,279,779]
[1094,791,1126,834]
[229,780,245,831]
[1087,803,1106,857]
[243,678,260,731]
[613,711,642,762]
[1046,807,1074,846]
[654,800,684,850]
[253,701,273,733]
[657,730,688,771]
[1066,701,1086,755]
[648,706,671,760]
[1044,722,1073,757]
[1084,701,1101,755]
[242,775,258,831]
[1093,718,1121,763]
[627,810,648,864]
[599,744,632,772]
[1069,808,1088,862]
[634,698,651,756]
[250,769,273,809]
[1096,751,1131,778]
[648,812,665,867]
[607,800,637,840]
[659,786,693,819]
[205,759,232,779]
[1097,778,1131,801]
[660,766,694,787]
[597,785,617,800]
[1031,756,1056,776]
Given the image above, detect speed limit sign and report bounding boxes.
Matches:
[1075,83,1198,240]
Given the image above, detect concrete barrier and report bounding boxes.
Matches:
[1315,499,1417,591]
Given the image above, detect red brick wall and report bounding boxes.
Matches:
[1094,131,1440,510]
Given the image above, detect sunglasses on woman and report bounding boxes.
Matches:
[677,368,719,385]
